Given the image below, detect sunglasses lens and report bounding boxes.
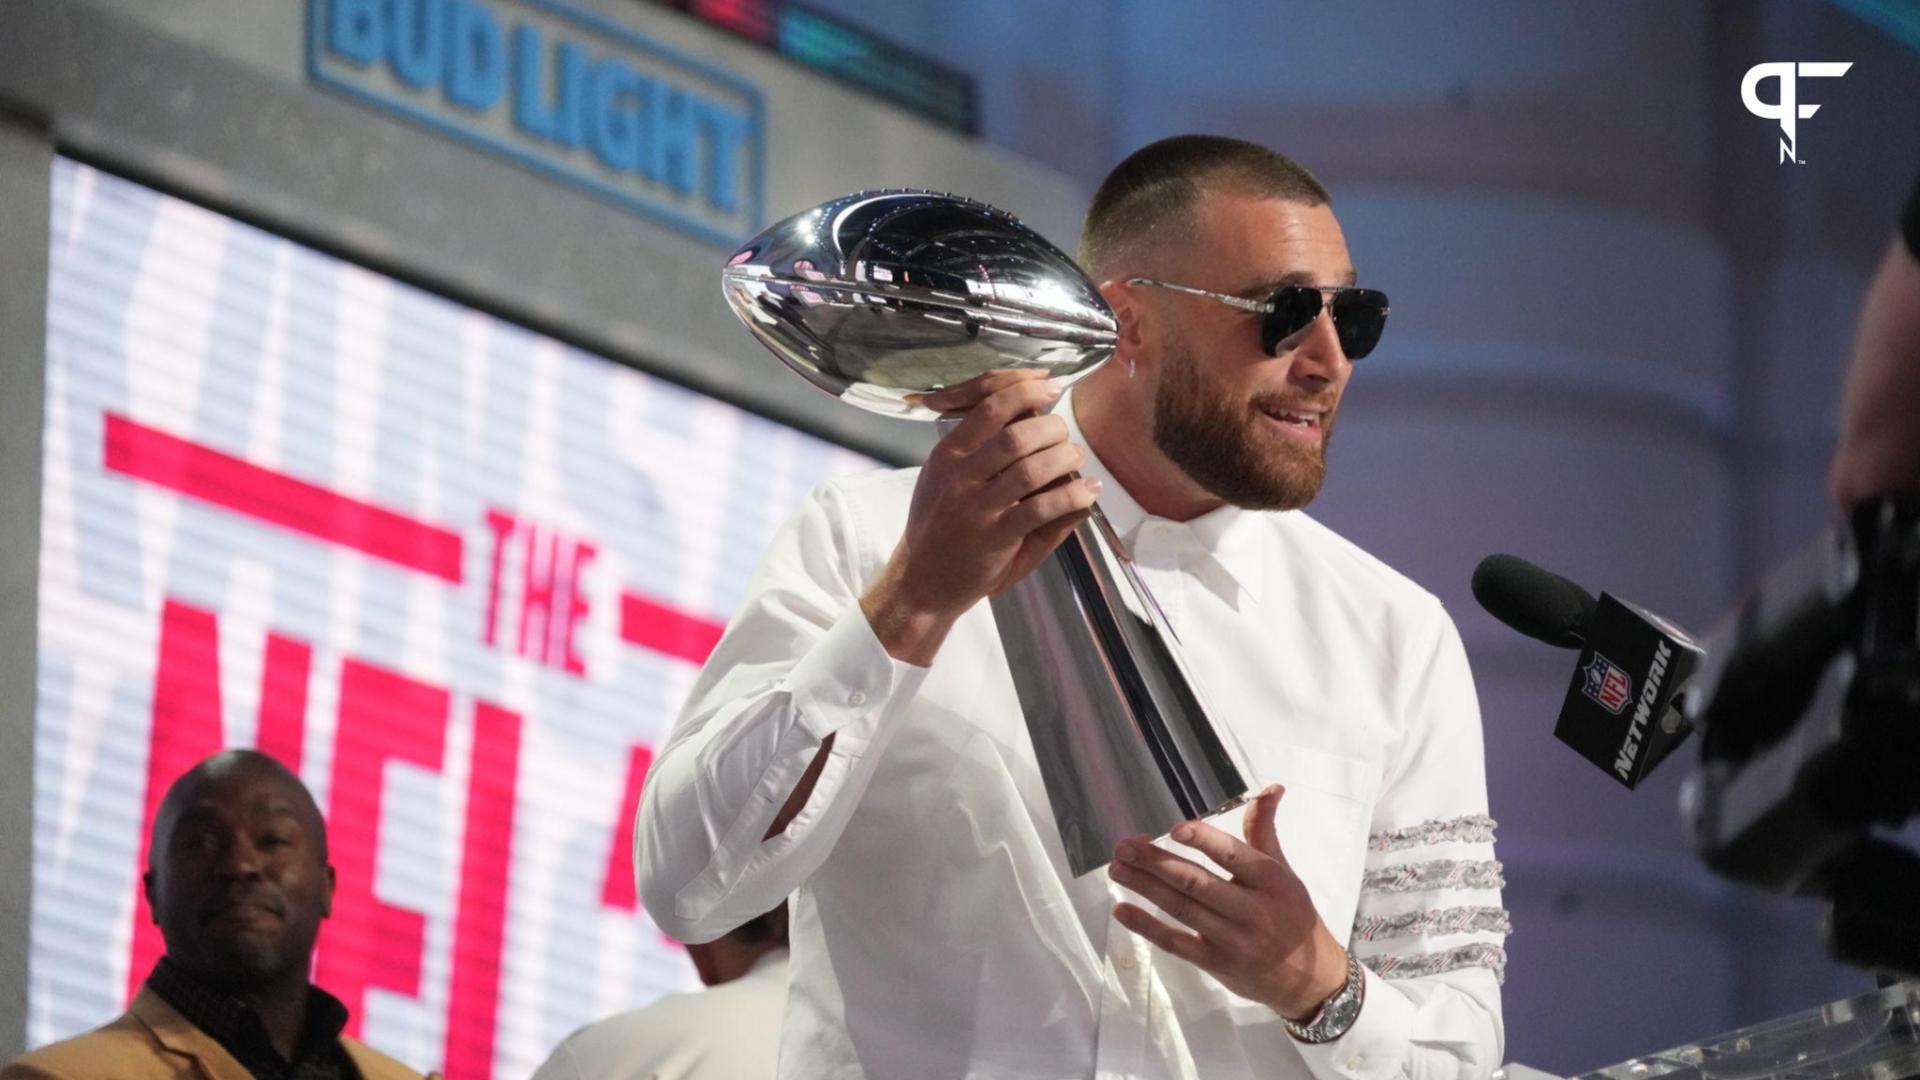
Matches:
[1331,289,1389,359]
[1259,286,1391,359]
[1261,287,1325,356]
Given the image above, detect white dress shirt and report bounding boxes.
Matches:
[636,394,1508,1080]
[530,950,789,1080]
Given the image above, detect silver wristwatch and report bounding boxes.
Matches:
[1284,952,1365,1044]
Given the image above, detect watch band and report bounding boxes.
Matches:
[1284,952,1365,1044]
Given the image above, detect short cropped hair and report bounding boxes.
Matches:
[1078,135,1331,278]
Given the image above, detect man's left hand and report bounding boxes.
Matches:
[1109,784,1350,1020]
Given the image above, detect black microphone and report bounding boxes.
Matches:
[1471,554,1705,790]
[1470,554,1597,649]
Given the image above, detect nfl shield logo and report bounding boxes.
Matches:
[1581,654,1632,714]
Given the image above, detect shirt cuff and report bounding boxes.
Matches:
[782,607,929,751]
[1291,968,1416,1080]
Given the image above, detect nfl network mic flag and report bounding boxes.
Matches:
[1555,594,1704,789]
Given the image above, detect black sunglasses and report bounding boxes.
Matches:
[1126,277,1391,360]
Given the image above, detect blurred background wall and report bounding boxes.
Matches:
[798,0,1920,1069]
[2,0,1916,1074]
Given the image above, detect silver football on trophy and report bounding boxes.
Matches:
[720,190,1117,419]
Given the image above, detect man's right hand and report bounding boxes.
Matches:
[859,370,1103,666]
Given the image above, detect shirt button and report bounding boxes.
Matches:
[1346,1056,1365,1072]
[847,690,867,706]
[1114,954,1136,973]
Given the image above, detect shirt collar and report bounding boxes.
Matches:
[146,956,351,1072]
[1059,389,1268,606]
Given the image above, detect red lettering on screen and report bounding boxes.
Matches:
[563,542,596,677]
[481,509,517,647]
[130,602,316,1001]
[518,528,561,662]
[128,601,228,1001]
[482,510,600,678]
[445,701,522,1080]
[256,634,312,772]
[131,598,538,1074]
[103,413,464,583]
[108,411,741,1068]
[315,660,449,1038]
[618,592,724,665]
[599,743,653,911]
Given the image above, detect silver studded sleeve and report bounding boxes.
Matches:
[1291,599,1508,1080]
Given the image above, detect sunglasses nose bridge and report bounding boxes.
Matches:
[1274,300,1351,371]
[1263,288,1337,359]
[1303,308,1351,368]
[1310,299,1338,332]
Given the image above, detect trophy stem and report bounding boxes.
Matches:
[989,503,1250,876]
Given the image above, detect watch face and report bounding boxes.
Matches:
[1288,959,1364,1043]
[1323,988,1363,1033]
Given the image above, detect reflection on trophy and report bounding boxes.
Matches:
[721,190,1249,875]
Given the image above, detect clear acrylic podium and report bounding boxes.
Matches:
[1566,981,1920,1080]
[1497,976,1920,1076]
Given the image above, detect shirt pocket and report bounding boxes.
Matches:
[1230,741,1378,935]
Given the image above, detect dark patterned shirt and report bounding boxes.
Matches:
[146,957,359,1080]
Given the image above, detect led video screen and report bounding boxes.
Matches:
[32,158,876,1077]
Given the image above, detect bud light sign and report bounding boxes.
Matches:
[308,0,765,247]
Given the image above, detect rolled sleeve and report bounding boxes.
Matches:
[636,475,929,943]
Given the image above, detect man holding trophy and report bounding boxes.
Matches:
[638,135,1508,1079]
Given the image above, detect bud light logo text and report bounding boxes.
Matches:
[309,0,764,246]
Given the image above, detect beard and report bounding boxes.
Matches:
[1151,337,1335,512]
[166,895,318,993]
[164,928,303,995]
[206,932,293,985]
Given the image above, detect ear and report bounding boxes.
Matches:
[1096,279,1153,376]
[321,864,335,920]
[142,869,159,925]
[1096,279,1146,349]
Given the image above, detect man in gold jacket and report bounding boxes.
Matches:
[4,750,432,1080]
